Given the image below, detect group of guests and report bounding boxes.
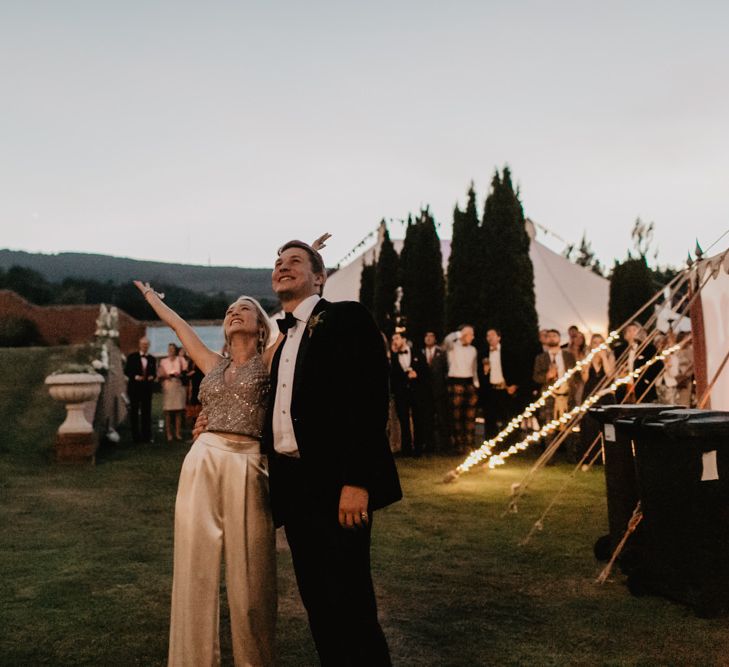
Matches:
[387,324,521,455]
[386,320,695,457]
[124,338,204,443]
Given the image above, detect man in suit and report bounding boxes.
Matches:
[479,328,519,439]
[533,329,577,427]
[422,331,449,452]
[124,336,157,443]
[389,330,428,457]
[615,321,660,403]
[266,240,401,665]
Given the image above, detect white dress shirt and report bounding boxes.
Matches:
[397,347,412,372]
[488,345,505,385]
[272,294,320,455]
[444,332,479,388]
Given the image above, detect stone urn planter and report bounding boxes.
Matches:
[45,372,105,463]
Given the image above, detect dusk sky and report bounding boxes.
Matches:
[2,1,728,269]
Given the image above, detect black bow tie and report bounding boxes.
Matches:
[397,350,409,355]
[277,312,297,334]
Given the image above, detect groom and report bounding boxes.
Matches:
[268,240,401,665]
[201,239,402,665]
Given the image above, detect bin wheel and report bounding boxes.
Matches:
[627,573,649,597]
[593,534,612,562]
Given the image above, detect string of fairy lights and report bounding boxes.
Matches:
[446,343,682,479]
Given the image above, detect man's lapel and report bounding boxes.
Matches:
[292,298,329,401]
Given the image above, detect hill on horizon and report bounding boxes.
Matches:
[0,249,275,299]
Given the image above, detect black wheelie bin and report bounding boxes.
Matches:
[617,409,729,617]
[588,404,672,563]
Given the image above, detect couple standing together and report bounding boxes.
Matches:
[136,238,402,667]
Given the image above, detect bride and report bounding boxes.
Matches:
[134,281,277,666]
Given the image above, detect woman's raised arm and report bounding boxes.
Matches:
[133,281,221,374]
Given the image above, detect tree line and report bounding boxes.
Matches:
[0,266,279,322]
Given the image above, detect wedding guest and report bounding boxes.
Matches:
[135,281,277,667]
[616,322,659,403]
[422,330,449,452]
[479,328,519,439]
[444,324,480,453]
[578,333,616,461]
[389,330,428,457]
[533,329,577,426]
[124,336,157,443]
[158,342,187,442]
[539,329,550,352]
[567,329,588,404]
[184,356,205,429]
[675,332,694,407]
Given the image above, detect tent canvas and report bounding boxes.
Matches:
[692,248,729,410]
[323,231,610,338]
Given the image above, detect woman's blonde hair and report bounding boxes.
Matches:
[223,296,272,354]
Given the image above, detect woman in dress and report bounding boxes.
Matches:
[134,280,276,667]
[578,333,616,462]
[157,342,187,442]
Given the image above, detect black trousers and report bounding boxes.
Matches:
[128,390,153,442]
[393,387,430,456]
[275,456,392,667]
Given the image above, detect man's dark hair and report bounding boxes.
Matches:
[548,328,561,336]
[457,323,474,332]
[568,325,579,333]
[486,327,501,337]
[277,240,326,276]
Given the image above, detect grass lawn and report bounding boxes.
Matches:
[2,347,728,665]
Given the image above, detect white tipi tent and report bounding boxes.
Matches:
[323,221,610,337]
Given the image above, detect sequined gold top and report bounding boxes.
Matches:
[199,355,270,438]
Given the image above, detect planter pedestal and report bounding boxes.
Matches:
[55,432,98,464]
[45,373,105,465]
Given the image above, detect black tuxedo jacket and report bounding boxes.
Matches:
[390,347,428,400]
[263,299,402,523]
[124,352,157,398]
[422,346,448,397]
[479,344,520,389]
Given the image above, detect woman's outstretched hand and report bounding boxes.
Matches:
[133,280,165,300]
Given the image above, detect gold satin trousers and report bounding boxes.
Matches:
[168,432,276,667]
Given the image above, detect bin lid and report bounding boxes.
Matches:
[588,403,672,425]
[640,409,729,439]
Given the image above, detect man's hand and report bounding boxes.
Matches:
[506,384,518,396]
[338,485,369,530]
[134,375,143,381]
[407,369,418,380]
[192,412,208,440]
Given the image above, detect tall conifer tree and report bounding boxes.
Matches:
[359,260,376,313]
[446,183,482,330]
[608,257,654,330]
[480,167,540,399]
[372,222,399,335]
[400,208,445,342]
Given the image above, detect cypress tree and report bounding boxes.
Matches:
[359,260,376,314]
[400,207,445,343]
[446,183,482,331]
[398,214,417,333]
[480,167,540,398]
[372,222,400,335]
[608,257,655,330]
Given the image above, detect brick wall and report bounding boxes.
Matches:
[0,290,146,354]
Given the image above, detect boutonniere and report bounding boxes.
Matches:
[306,311,327,337]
